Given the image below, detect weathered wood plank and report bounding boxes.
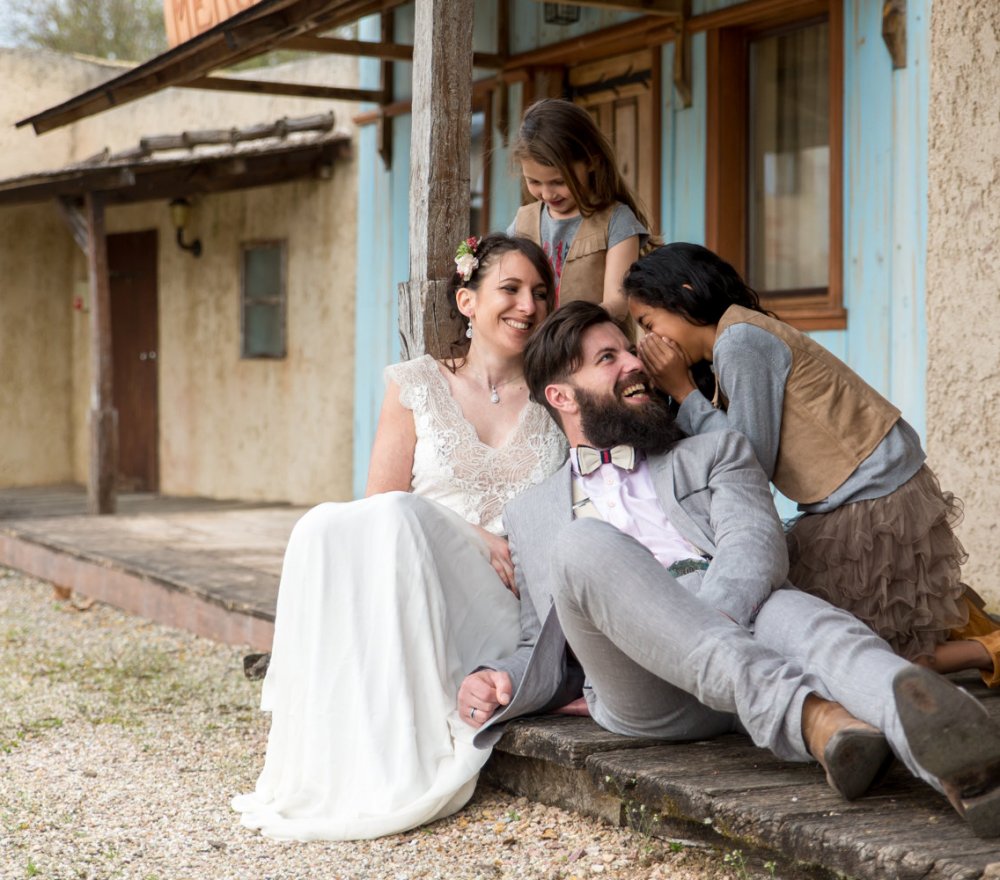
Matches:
[569,0,684,15]
[84,193,117,516]
[377,10,394,170]
[407,0,474,279]
[398,278,465,360]
[495,716,670,768]
[56,196,88,253]
[589,740,1000,880]
[182,75,382,103]
[483,751,625,825]
[283,33,504,67]
[399,0,474,357]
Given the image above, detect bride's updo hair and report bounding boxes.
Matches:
[446,233,555,358]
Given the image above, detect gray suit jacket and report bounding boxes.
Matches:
[473,429,789,749]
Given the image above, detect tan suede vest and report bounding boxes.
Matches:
[716,306,901,504]
[514,201,614,306]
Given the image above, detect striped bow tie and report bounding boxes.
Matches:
[575,445,637,476]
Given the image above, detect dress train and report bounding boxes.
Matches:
[232,491,521,840]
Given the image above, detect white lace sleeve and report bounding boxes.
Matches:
[383,357,433,412]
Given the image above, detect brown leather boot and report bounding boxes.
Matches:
[894,665,1000,837]
[801,694,892,800]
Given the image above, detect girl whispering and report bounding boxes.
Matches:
[623,241,1000,684]
[507,98,651,320]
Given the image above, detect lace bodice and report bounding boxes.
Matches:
[384,355,568,535]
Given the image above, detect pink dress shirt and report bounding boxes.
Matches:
[569,447,702,569]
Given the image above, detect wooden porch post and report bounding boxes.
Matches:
[398,0,474,359]
[84,192,118,514]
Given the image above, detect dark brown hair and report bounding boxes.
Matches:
[622,242,769,325]
[445,233,556,360]
[511,99,654,233]
[523,300,615,423]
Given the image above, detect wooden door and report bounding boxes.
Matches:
[108,230,159,492]
[569,49,661,230]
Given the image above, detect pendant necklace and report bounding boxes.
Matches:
[488,376,522,405]
[462,362,520,405]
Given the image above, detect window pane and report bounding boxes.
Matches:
[244,245,282,300]
[242,243,286,358]
[243,302,284,358]
[747,20,829,294]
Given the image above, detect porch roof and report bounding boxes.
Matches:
[16,0,687,136]
[0,112,351,206]
[16,0,410,135]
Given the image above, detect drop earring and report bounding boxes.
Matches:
[465,322,473,339]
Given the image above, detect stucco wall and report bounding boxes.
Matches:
[0,48,128,176]
[926,5,1000,604]
[0,204,77,486]
[3,48,359,502]
[90,173,357,504]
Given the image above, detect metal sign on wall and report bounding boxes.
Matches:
[163,0,267,47]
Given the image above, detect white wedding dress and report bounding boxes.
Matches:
[232,355,567,841]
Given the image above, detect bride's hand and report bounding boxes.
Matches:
[475,526,518,598]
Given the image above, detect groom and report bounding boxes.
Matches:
[458,300,1000,837]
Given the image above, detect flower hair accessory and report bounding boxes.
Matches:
[455,236,480,282]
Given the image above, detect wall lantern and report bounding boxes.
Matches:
[543,3,581,25]
[169,197,202,257]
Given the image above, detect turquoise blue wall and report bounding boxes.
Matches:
[354,14,408,496]
[354,0,930,502]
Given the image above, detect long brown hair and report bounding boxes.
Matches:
[511,98,654,234]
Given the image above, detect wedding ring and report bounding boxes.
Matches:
[470,707,477,719]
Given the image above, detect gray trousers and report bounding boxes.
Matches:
[552,519,938,791]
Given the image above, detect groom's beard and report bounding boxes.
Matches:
[573,376,685,454]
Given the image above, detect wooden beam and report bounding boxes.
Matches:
[672,0,692,108]
[181,75,382,102]
[353,76,499,125]
[283,34,505,67]
[398,0,473,359]
[20,0,413,134]
[687,0,823,32]
[504,15,676,69]
[284,33,412,58]
[495,0,511,144]
[377,10,394,170]
[56,197,89,253]
[567,0,684,15]
[83,193,118,515]
[881,0,907,69]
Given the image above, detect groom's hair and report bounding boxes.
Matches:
[524,300,615,425]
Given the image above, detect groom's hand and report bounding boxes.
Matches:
[458,669,512,728]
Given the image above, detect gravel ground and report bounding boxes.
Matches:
[0,566,771,880]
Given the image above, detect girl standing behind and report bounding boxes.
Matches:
[623,242,1000,684]
[507,98,651,320]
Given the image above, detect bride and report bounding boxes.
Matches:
[233,233,568,841]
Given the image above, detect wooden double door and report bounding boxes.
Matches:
[108,230,159,493]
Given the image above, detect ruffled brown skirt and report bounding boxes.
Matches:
[786,465,972,662]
